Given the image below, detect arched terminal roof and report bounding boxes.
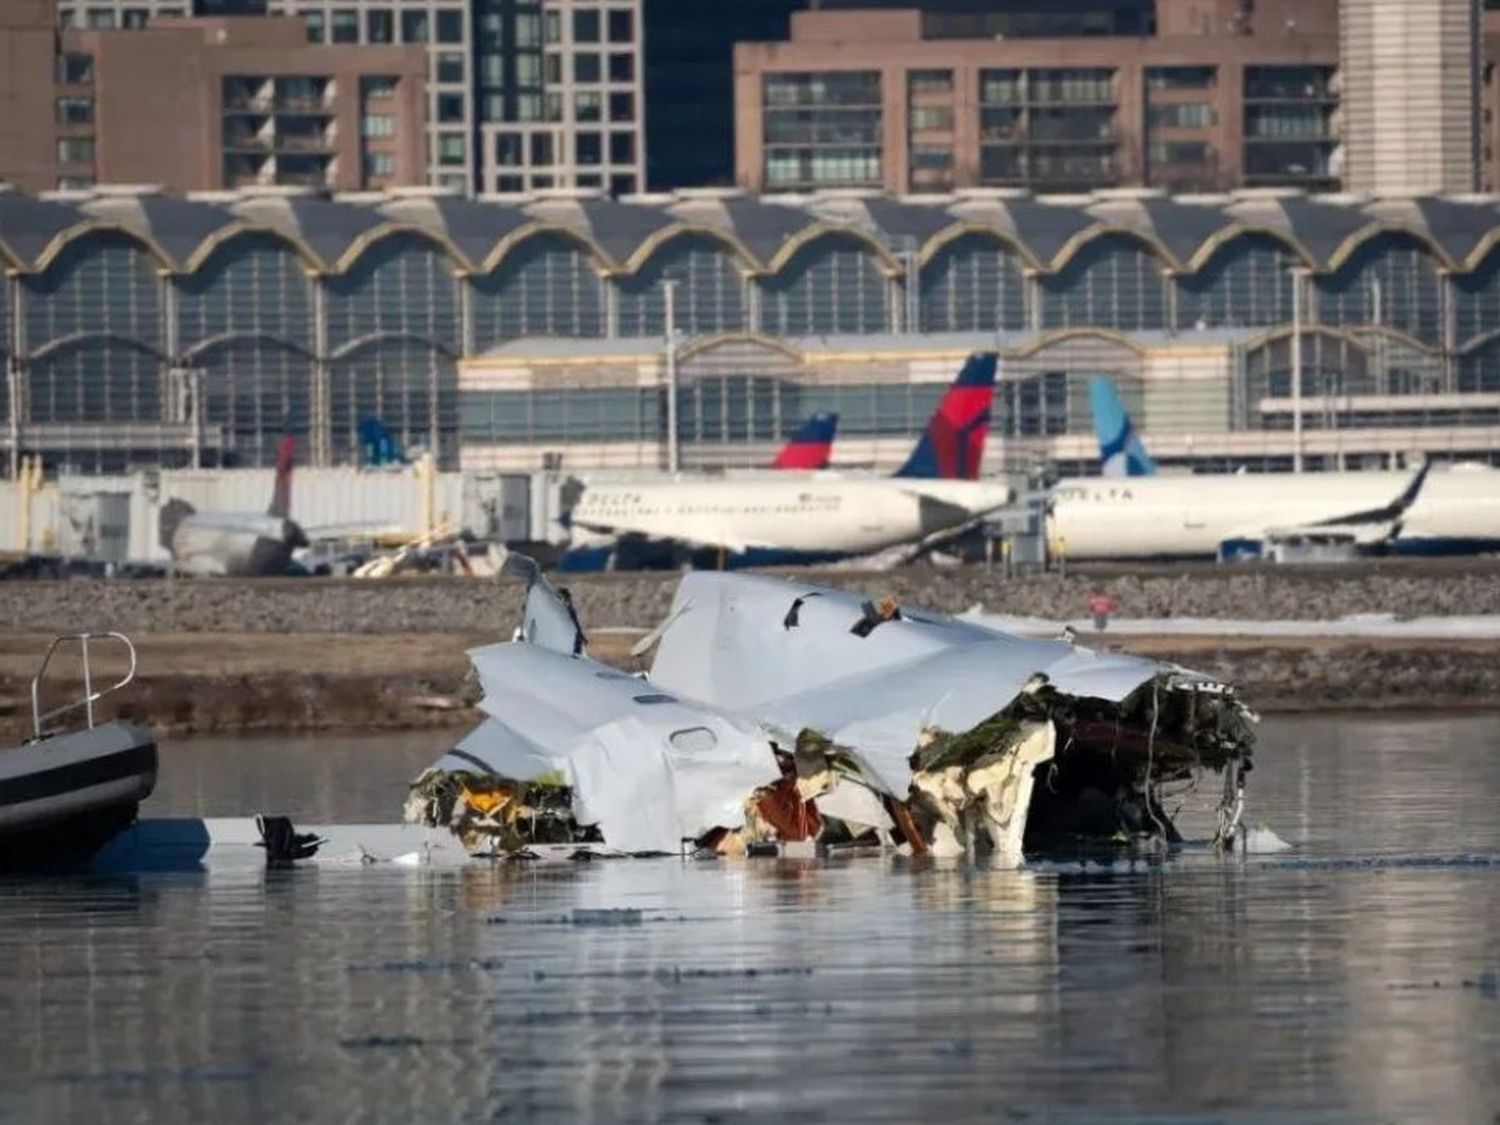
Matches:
[3,183,1499,277]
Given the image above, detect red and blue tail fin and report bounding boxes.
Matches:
[893,352,998,480]
[772,412,839,470]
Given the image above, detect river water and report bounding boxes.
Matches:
[2,715,1498,1123]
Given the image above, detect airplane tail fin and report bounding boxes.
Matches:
[1088,376,1156,478]
[268,435,295,518]
[358,417,406,467]
[159,498,195,550]
[892,352,998,480]
[772,412,839,470]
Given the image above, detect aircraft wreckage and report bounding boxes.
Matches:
[405,559,1257,862]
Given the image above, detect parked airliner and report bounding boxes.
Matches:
[158,436,406,576]
[159,436,310,577]
[559,353,1011,569]
[1050,380,1500,559]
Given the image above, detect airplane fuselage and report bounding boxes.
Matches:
[565,475,1015,566]
[170,512,307,577]
[1048,469,1500,559]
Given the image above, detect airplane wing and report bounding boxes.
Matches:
[1311,461,1431,528]
[299,521,408,542]
[569,518,750,556]
[1224,462,1432,553]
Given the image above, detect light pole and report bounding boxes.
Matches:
[663,279,680,474]
[1290,266,1309,473]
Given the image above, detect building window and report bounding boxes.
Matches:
[609,91,634,122]
[362,76,397,99]
[608,9,633,43]
[57,175,95,190]
[331,9,357,43]
[609,131,634,164]
[531,174,554,188]
[437,93,465,123]
[909,69,953,95]
[1147,66,1216,91]
[545,10,561,43]
[611,173,636,195]
[58,54,94,84]
[577,173,602,188]
[574,9,600,42]
[910,106,953,131]
[576,92,602,122]
[56,97,94,126]
[367,10,393,43]
[496,174,525,192]
[1149,141,1211,166]
[530,133,553,165]
[516,12,540,46]
[545,53,562,84]
[544,93,563,121]
[400,11,429,43]
[121,8,149,30]
[57,137,95,164]
[1147,103,1214,128]
[436,10,463,43]
[58,9,75,29]
[575,53,601,84]
[516,54,541,85]
[765,71,882,108]
[85,9,116,29]
[762,71,883,189]
[576,132,602,165]
[496,133,523,166]
[608,53,633,83]
[481,93,505,121]
[438,134,467,165]
[362,114,395,138]
[303,11,324,42]
[480,54,504,86]
[436,52,465,85]
[364,151,395,178]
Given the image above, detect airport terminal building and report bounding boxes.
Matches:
[3,182,1500,477]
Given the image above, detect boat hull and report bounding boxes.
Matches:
[0,721,158,874]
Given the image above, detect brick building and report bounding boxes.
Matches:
[734,1,1354,194]
[2,5,427,194]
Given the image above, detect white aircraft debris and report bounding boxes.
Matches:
[405,560,1259,863]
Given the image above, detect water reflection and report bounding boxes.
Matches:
[1,716,1497,1122]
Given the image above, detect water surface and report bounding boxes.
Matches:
[2,715,1498,1123]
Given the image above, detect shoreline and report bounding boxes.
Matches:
[6,630,1498,740]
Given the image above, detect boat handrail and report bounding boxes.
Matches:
[30,632,138,740]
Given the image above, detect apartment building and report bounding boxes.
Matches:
[735,1,1349,195]
[52,0,646,195]
[6,12,426,194]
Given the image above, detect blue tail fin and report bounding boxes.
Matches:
[1088,376,1155,478]
[772,412,838,470]
[893,352,998,480]
[358,417,407,467]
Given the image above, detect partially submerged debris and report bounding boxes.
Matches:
[405,562,1258,862]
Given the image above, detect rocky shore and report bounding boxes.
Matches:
[3,560,1499,636]
[3,561,1498,737]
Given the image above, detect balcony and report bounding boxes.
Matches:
[223,94,273,113]
[277,133,336,153]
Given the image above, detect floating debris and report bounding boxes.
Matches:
[405,561,1258,862]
